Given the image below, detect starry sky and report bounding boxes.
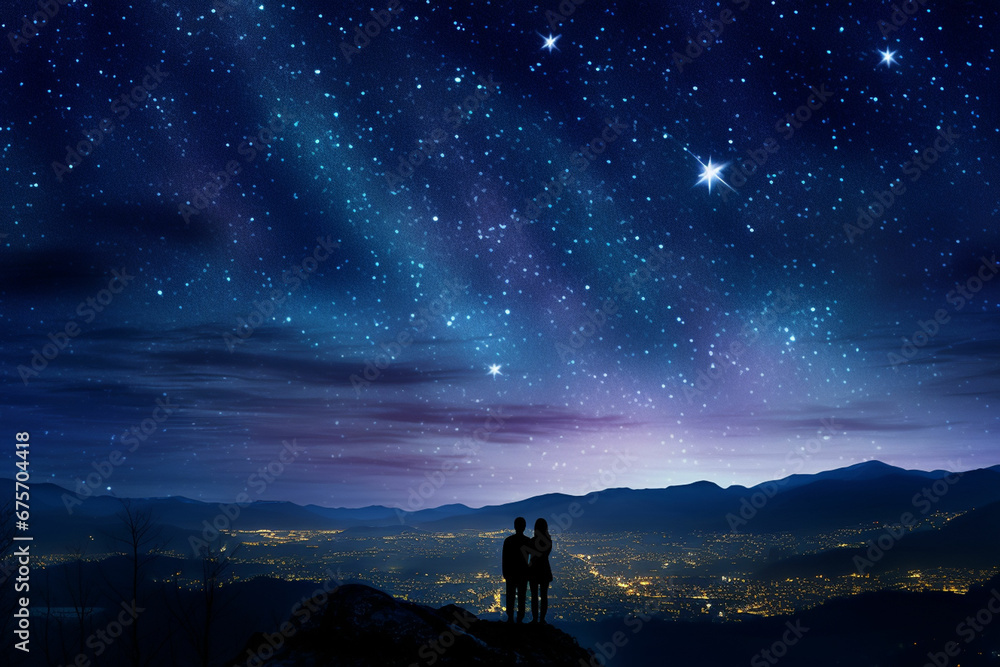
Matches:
[1,0,997,508]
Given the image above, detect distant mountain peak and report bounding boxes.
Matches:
[684,479,724,489]
[840,460,902,472]
[818,460,965,480]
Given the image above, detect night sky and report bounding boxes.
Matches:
[1,0,997,509]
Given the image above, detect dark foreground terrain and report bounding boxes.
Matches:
[231,583,592,667]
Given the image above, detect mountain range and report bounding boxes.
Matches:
[5,461,1000,553]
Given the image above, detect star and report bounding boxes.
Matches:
[666,135,738,196]
[879,48,897,67]
[539,33,560,52]
[488,364,503,378]
[695,158,733,194]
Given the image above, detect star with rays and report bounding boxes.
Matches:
[879,48,897,67]
[661,131,737,196]
[488,363,503,378]
[695,158,733,193]
[539,33,560,52]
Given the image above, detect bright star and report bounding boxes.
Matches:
[539,33,560,52]
[695,158,733,194]
[488,364,502,378]
[663,133,738,197]
[879,48,897,67]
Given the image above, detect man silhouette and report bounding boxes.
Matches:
[502,517,532,623]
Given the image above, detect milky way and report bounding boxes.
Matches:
[1,0,997,508]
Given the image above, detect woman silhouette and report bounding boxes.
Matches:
[528,517,552,623]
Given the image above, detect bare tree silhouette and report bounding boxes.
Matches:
[40,544,99,666]
[66,544,100,658]
[169,540,244,667]
[105,499,166,667]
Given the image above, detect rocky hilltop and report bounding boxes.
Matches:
[232,583,593,666]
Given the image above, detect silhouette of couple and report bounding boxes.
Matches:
[502,517,552,624]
